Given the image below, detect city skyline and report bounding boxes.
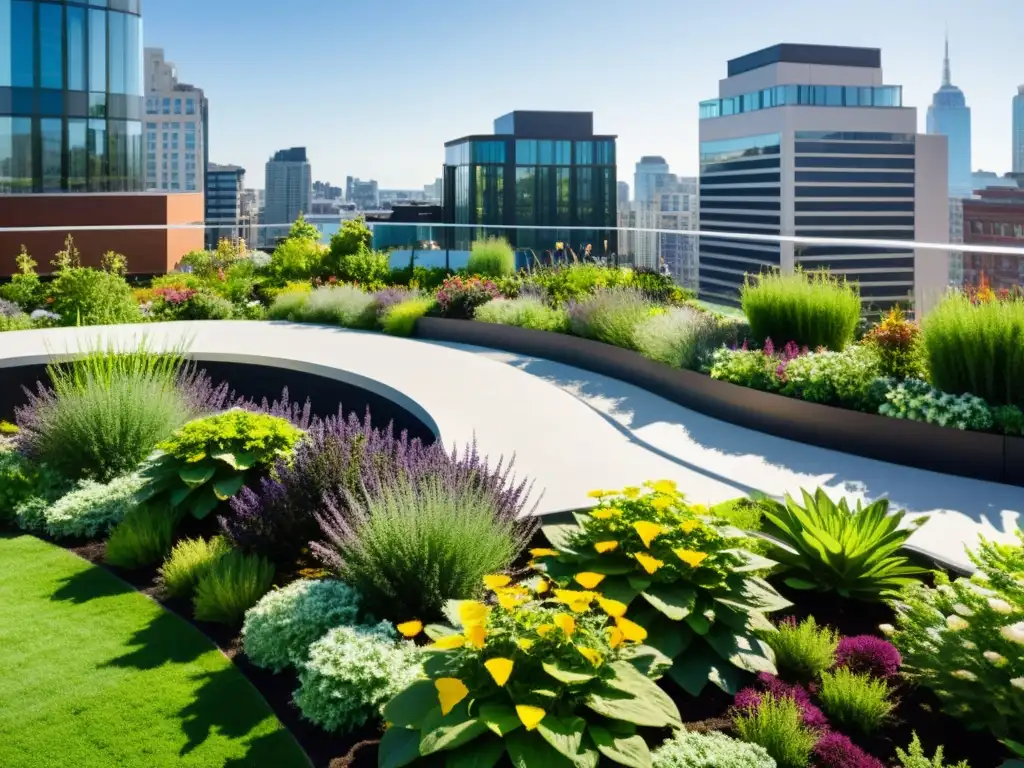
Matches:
[145,0,1023,189]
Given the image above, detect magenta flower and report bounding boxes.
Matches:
[835,636,902,680]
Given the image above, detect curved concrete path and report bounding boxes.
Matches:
[1,321,1020,572]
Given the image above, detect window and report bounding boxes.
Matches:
[186,99,196,115]
[575,141,593,165]
[12,1,34,88]
[162,98,170,114]
[88,118,107,191]
[595,140,615,165]
[146,98,158,114]
[123,13,141,95]
[38,2,64,89]
[67,6,87,91]
[516,140,537,165]
[173,99,182,114]
[554,141,571,165]
[537,141,553,165]
[108,10,126,93]
[41,118,63,192]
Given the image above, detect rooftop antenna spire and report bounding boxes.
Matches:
[943,27,952,86]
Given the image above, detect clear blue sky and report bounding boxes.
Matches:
[144,0,1023,190]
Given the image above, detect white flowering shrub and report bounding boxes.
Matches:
[293,621,422,734]
[653,729,776,768]
[242,579,364,672]
[779,344,883,411]
[43,472,146,539]
[878,378,994,431]
[890,530,1024,753]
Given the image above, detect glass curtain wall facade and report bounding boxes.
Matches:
[0,0,144,194]
[443,137,616,254]
[1014,87,1024,175]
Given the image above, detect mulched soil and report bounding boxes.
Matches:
[49,530,1009,768]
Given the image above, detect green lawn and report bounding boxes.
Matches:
[0,534,310,768]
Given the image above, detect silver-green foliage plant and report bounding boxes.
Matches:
[761,489,928,600]
[267,289,310,321]
[467,237,516,278]
[474,297,570,333]
[105,504,177,570]
[158,536,233,598]
[817,667,895,734]
[242,579,364,672]
[878,378,994,431]
[763,616,840,683]
[568,287,655,350]
[42,471,146,539]
[296,285,377,328]
[889,530,1024,755]
[634,306,728,370]
[895,732,971,768]
[293,621,421,734]
[193,548,275,625]
[652,729,776,768]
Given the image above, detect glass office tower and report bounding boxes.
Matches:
[442,111,617,255]
[0,0,145,193]
[926,37,972,197]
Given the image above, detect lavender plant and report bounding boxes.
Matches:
[567,286,654,350]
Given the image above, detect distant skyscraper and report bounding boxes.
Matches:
[264,147,312,245]
[144,48,206,193]
[698,43,949,317]
[346,177,380,210]
[634,156,670,204]
[205,164,246,249]
[1014,86,1024,174]
[617,181,630,205]
[926,35,971,197]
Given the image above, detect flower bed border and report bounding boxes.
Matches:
[413,317,1023,489]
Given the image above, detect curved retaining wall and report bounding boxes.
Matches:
[414,317,1024,489]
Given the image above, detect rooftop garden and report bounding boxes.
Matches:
[0,300,1022,765]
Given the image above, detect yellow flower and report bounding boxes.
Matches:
[554,613,576,637]
[606,626,625,648]
[396,620,423,638]
[484,657,514,687]
[651,479,678,494]
[483,574,511,590]
[679,519,701,534]
[634,552,665,574]
[496,588,529,611]
[459,601,491,627]
[578,647,603,667]
[432,634,466,650]
[591,508,622,521]
[436,678,469,715]
[615,616,648,642]
[633,521,666,548]
[594,541,619,554]
[534,579,549,594]
[517,638,536,652]
[651,497,673,512]
[623,486,642,499]
[536,624,556,637]
[516,705,546,731]
[674,548,709,568]
[529,548,559,558]
[597,597,628,618]
[574,572,606,589]
[465,622,487,649]
[690,504,708,515]
[588,489,613,499]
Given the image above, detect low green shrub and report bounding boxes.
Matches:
[817,667,895,734]
[763,617,839,683]
[294,621,421,734]
[5,459,69,531]
[993,405,1024,436]
[473,297,569,333]
[293,285,377,328]
[629,267,694,305]
[380,296,435,336]
[708,347,780,391]
[467,237,516,278]
[567,287,654,350]
[266,289,309,321]
[104,504,177,570]
[707,496,766,532]
[158,536,233,598]
[138,409,303,520]
[193,548,275,625]
[634,306,727,370]
[0,247,46,309]
[652,729,777,768]
[778,345,884,411]
[267,237,327,283]
[42,471,146,539]
[742,270,861,351]
[242,579,364,671]
[878,378,994,431]
[922,292,1024,408]
[0,312,34,332]
[733,694,817,768]
[526,263,633,305]
[896,733,971,768]
[334,247,391,288]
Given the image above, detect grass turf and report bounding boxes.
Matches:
[0,533,310,768]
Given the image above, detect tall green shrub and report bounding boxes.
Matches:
[742,270,861,351]
[922,292,1024,407]
[48,236,141,327]
[467,237,516,278]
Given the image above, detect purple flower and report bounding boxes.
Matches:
[835,636,902,680]
[733,673,829,731]
[812,732,885,768]
[763,337,775,357]
[372,286,418,318]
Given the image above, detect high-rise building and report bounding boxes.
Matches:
[346,176,379,210]
[144,48,206,193]
[634,156,671,205]
[313,181,342,200]
[205,164,247,248]
[1014,86,1024,174]
[926,36,971,197]
[264,147,312,245]
[617,181,630,206]
[962,188,1024,290]
[656,176,699,289]
[443,111,617,254]
[698,43,949,316]
[1,0,145,193]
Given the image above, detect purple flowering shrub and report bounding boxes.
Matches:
[435,275,501,319]
[812,732,885,768]
[733,672,830,731]
[372,286,419,319]
[834,635,902,680]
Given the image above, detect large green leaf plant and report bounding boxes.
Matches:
[534,481,790,697]
[138,409,303,519]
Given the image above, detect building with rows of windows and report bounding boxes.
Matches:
[143,48,207,194]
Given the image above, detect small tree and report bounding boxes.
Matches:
[51,234,81,273]
[100,251,129,276]
[287,215,322,242]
